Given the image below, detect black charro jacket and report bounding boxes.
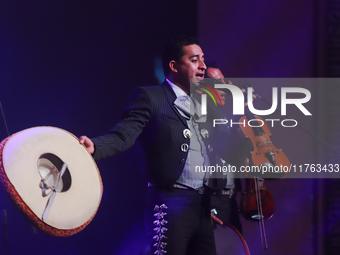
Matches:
[91,80,230,187]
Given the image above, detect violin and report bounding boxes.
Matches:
[238,89,290,249]
[238,111,290,180]
[241,177,275,221]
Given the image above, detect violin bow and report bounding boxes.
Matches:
[0,99,10,255]
[254,177,269,250]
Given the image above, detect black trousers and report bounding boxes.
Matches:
[144,186,216,255]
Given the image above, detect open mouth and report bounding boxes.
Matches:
[196,73,204,79]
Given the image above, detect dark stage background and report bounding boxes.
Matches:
[0,1,339,255]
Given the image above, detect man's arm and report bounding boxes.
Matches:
[78,86,152,160]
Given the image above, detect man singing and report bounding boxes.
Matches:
[80,36,225,255]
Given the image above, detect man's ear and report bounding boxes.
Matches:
[169,60,178,73]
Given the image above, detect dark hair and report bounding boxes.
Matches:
[162,36,200,76]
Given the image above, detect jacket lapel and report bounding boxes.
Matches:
[160,81,189,128]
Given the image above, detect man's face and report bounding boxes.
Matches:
[206,67,227,106]
[175,44,206,89]
[206,67,225,83]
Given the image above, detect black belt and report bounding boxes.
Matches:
[148,182,206,194]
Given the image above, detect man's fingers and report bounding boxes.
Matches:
[79,136,86,144]
[79,136,94,154]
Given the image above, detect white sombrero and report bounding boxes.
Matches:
[0,126,103,237]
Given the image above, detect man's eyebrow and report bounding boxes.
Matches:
[189,54,204,59]
[189,54,199,59]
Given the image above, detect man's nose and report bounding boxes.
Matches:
[199,59,206,70]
